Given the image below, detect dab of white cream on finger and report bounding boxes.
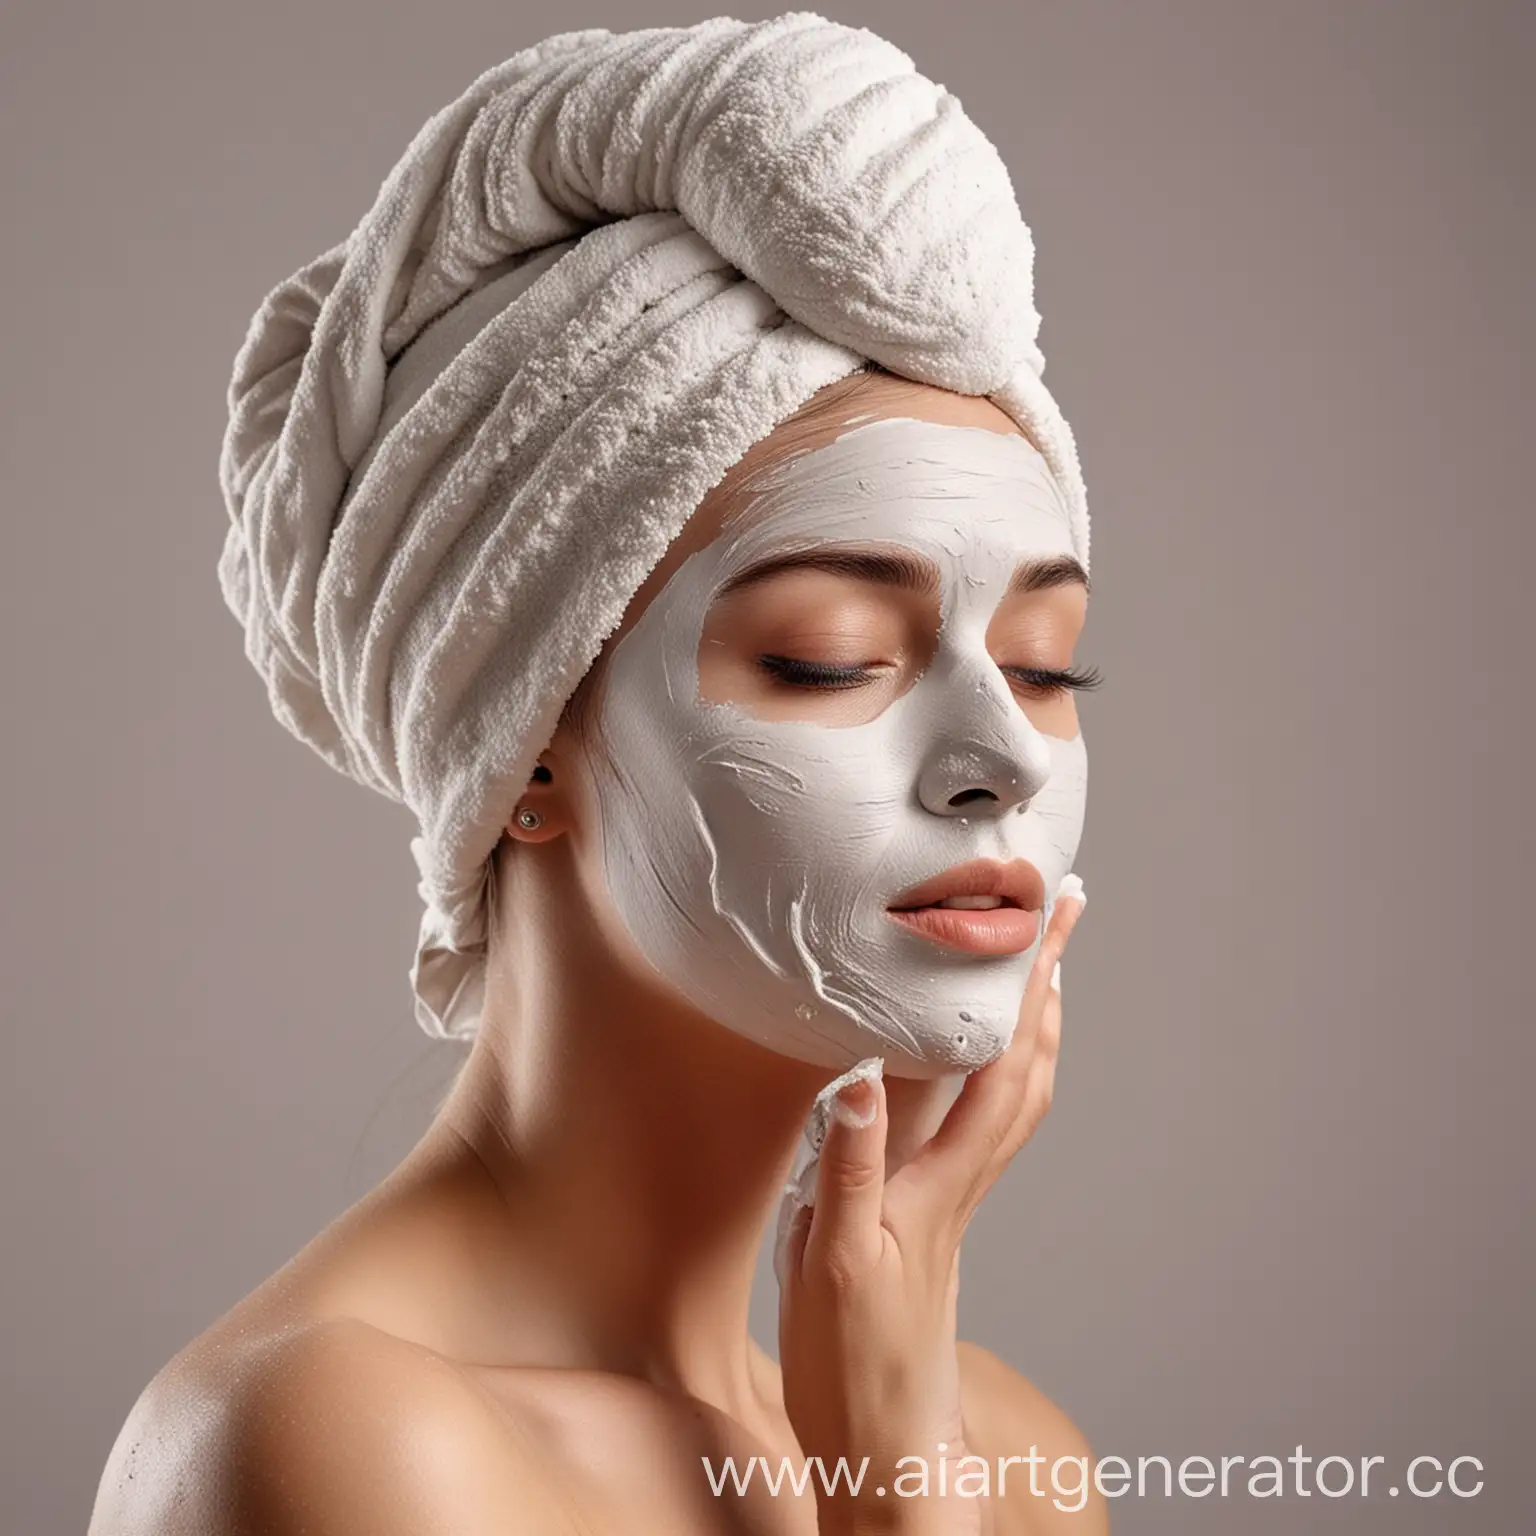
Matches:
[809,1056,885,1145]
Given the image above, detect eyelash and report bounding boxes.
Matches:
[757,654,1104,698]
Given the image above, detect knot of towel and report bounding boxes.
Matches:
[216,12,1089,1041]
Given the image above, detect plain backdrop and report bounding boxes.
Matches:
[2,1,1532,1531]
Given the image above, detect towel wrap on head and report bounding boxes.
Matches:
[216,11,1090,1042]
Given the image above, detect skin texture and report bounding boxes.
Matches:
[89,374,1106,1536]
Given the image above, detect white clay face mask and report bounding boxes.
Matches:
[583,417,1088,1077]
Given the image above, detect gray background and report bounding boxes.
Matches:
[2,1,1531,1531]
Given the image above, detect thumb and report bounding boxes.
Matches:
[802,1057,889,1283]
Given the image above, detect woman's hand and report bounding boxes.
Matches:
[776,885,1086,1536]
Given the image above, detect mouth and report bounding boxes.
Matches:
[884,857,1047,957]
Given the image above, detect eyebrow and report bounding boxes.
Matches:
[714,546,1089,598]
[717,548,937,597]
[1007,552,1091,597]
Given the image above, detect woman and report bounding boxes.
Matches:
[92,16,1102,1534]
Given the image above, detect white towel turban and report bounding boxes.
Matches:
[217,11,1090,1043]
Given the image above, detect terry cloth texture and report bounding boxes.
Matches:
[216,12,1090,1042]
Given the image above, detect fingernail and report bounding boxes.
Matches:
[1050,959,1062,993]
[833,1076,878,1129]
[1055,872,1087,909]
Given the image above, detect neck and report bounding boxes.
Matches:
[416,841,954,1415]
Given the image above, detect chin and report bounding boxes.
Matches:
[856,1036,1012,1081]
[737,987,1024,1078]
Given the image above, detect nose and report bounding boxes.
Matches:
[915,664,1054,821]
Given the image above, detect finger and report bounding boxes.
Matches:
[773,1175,815,1290]
[802,1058,889,1285]
[1025,953,1063,1098]
[895,881,1085,1217]
[969,896,1078,1172]
[1005,962,1063,1150]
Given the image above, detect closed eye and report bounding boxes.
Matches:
[1002,663,1104,699]
[756,655,888,691]
[757,654,1103,698]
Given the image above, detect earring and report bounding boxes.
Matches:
[516,806,543,831]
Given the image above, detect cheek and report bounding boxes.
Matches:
[1024,693,1081,739]
[690,713,905,868]
[563,724,642,918]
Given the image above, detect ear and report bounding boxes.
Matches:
[504,754,572,842]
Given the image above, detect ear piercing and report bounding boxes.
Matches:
[516,807,543,831]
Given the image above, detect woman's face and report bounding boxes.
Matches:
[560,381,1091,1077]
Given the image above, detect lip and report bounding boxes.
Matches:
[885,857,1047,958]
[886,904,1042,956]
[886,857,1047,914]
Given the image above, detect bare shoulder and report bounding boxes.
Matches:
[88,1317,577,1536]
[958,1341,1109,1535]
